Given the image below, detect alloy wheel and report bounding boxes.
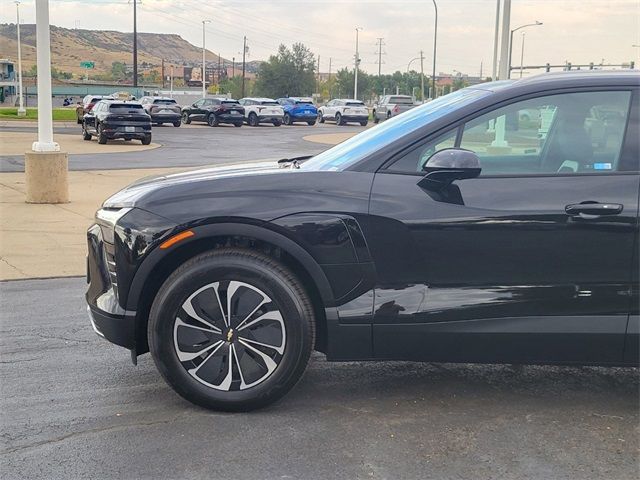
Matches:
[173,280,286,391]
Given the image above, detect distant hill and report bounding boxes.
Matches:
[0,24,261,76]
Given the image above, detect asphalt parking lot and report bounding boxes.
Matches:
[0,122,363,172]
[1,278,638,480]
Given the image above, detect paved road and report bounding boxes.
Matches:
[0,123,361,172]
[1,277,638,479]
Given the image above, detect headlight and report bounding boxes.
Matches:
[95,207,132,244]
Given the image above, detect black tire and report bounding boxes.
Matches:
[77,116,82,125]
[234,122,243,127]
[307,121,316,126]
[283,113,292,126]
[173,121,181,127]
[148,248,315,412]
[318,112,324,123]
[182,112,191,125]
[82,123,92,141]
[97,124,107,144]
[360,120,368,127]
[373,111,379,124]
[273,119,282,127]
[141,135,152,145]
[248,112,259,127]
[335,112,344,126]
[207,113,219,127]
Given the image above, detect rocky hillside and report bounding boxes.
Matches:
[0,23,230,75]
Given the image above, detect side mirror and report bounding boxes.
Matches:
[419,148,481,191]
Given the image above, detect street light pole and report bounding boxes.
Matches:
[420,50,425,102]
[202,20,211,99]
[508,21,542,78]
[133,0,137,87]
[354,27,362,99]
[519,32,526,78]
[15,1,25,116]
[491,0,500,81]
[498,0,511,79]
[431,0,438,99]
[26,0,68,204]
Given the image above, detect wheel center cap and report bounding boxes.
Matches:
[226,328,235,343]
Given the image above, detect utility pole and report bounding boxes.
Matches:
[480,60,483,79]
[133,0,137,87]
[232,57,235,77]
[519,32,525,78]
[241,36,247,97]
[328,57,332,79]
[491,0,500,81]
[376,37,385,76]
[431,0,438,99]
[218,52,221,90]
[170,65,173,97]
[317,55,320,95]
[420,50,425,102]
[15,1,25,116]
[161,58,165,88]
[201,20,211,98]
[354,27,362,99]
[498,0,511,80]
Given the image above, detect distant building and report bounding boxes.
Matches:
[0,59,18,103]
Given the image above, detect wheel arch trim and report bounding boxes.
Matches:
[125,221,337,313]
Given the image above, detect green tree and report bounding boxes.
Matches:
[333,68,373,101]
[111,61,127,81]
[254,43,316,98]
[144,69,161,85]
[219,75,253,99]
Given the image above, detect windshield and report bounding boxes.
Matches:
[154,99,176,105]
[109,103,143,113]
[301,88,490,171]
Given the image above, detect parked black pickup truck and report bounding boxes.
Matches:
[82,100,152,145]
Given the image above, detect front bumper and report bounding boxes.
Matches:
[86,223,136,350]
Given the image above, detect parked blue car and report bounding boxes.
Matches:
[275,97,317,125]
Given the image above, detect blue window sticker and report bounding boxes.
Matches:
[593,163,612,170]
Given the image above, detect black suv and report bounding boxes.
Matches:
[82,100,152,144]
[181,98,244,127]
[86,71,639,412]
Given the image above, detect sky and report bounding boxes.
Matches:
[2,0,639,76]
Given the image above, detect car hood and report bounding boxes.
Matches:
[103,160,287,208]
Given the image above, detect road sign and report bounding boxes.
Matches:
[80,61,95,69]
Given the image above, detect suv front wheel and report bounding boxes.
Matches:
[148,248,315,411]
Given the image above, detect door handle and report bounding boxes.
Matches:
[565,201,623,217]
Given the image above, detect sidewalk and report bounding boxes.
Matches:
[0,167,184,280]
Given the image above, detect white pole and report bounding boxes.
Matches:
[498,0,511,80]
[354,28,360,99]
[170,65,174,98]
[519,32,526,78]
[32,0,58,152]
[491,0,501,81]
[420,50,425,102]
[15,1,26,115]
[202,21,206,99]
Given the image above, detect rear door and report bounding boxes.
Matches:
[367,88,639,365]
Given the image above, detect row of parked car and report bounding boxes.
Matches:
[76,93,420,144]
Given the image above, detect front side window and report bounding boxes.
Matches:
[387,90,631,175]
[193,99,205,107]
[459,90,631,175]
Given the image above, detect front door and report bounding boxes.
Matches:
[367,88,639,365]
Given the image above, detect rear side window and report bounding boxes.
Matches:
[109,103,144,113]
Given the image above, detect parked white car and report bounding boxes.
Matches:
[238,97,285,126]
[317,99,369,126]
